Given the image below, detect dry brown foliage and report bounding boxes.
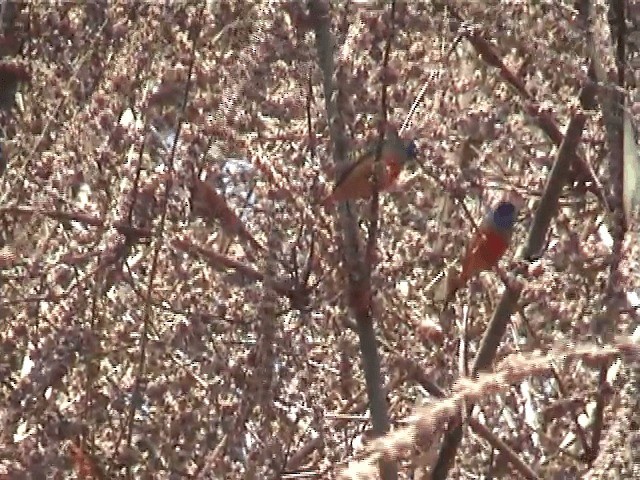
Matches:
[0,1,637,479]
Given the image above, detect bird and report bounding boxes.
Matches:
[445,201,518,301]
[322,131,417,207]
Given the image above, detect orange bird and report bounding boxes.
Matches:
[446,201,518,300]
[322,131,417,207]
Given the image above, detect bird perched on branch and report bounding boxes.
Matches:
[322,130,417,208]
[445,201,518,301]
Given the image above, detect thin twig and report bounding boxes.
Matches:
[123,3,205,467]
[365,0,398,277]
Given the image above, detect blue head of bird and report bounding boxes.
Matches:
[492,201,517,231]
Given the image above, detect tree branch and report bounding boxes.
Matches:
[434,1,607,206]
[309,1,395,478]
[432,108,590,479]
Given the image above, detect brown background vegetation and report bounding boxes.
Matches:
[0,1,638,479]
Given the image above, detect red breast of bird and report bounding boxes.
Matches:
[322,135,417,208]
[447,201,517,297]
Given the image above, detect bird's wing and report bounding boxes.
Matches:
[459,229,509,283]
[332,130,407,186]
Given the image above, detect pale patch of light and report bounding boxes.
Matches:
[149,125,175,153]
[396,280,410,297]
[222,158,253,176]
[14,421,33,442]
[20,349,34,378]
[609,324,640,384]
[44,386,52,400]
[519,381,539,430]
[245,430,253,451]
[122,312,136,324]
[76,183,92,208]
[530,431,540,449]
[154,163,168,174]
[15,91,24,113]
[579,408,594,427]
[128,250,144,270]
[501,408,517,430]
[633,324,640,342]
[627,290,640,308]
[119,108,142,129]
[472,406,484,423]
[124,144,138,169]
[597,223,614,249]
[607,358,623,384]
[352,432,364,452]
[59,397,72,410]
[458,305,468,374]
[578,401,597,428]
[559,431,576,450]
[106,279,124,302]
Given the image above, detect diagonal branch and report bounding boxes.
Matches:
[398,356,540,479]
[432,105,591,479]
[191,178,264,253]
[435,1,607,206]
[172,237,309,307]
